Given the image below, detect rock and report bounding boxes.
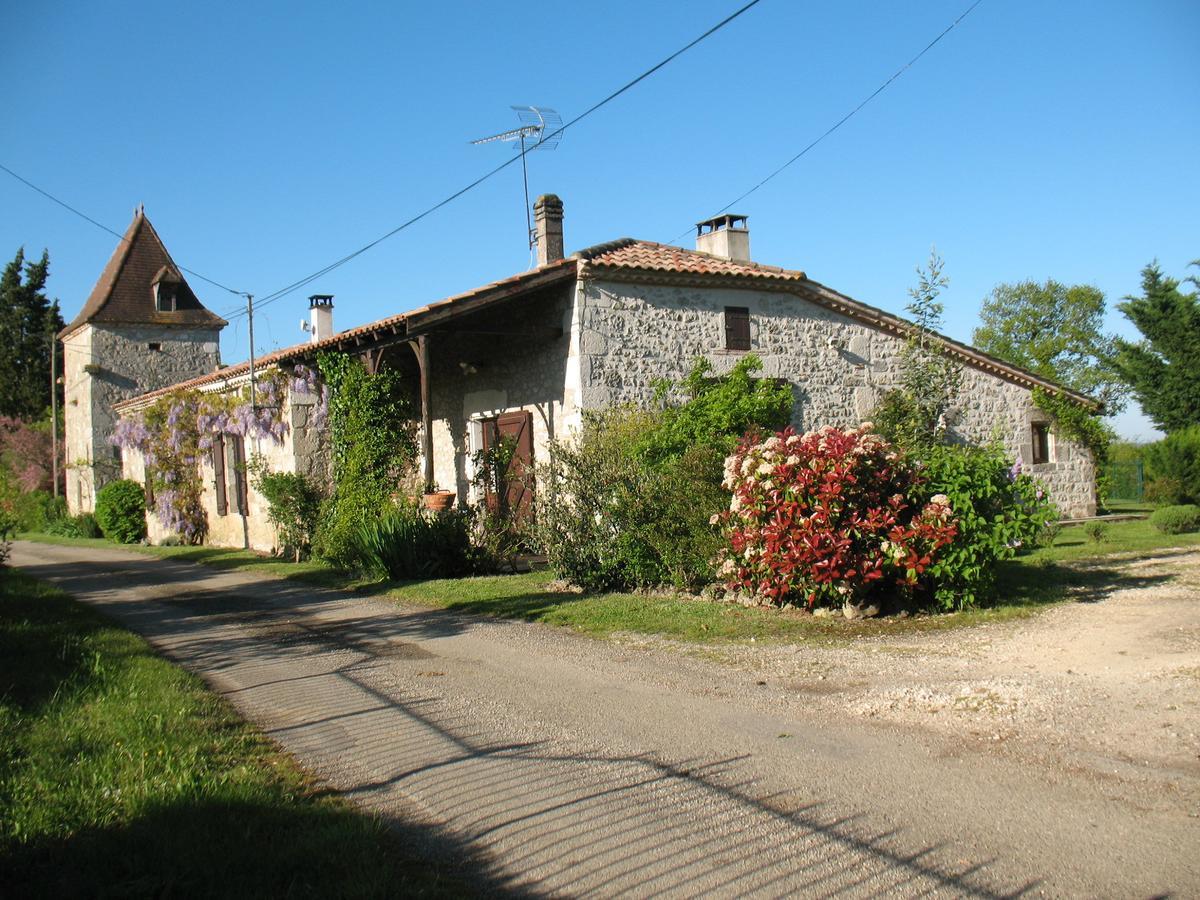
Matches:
[813,607,835,618]
[843,601,880,619]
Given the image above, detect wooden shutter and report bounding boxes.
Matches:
[229,436,248,515]
[724,306,751,351]
[212,435,227,516]
[1031,424,1050,465]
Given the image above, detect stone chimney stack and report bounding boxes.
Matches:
[695,214,750,262]
[534,194,564,267]
[308,294,334,344]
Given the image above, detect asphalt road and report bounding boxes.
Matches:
[11,541,1198,897]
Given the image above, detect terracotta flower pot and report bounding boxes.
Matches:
[422,490,456,512]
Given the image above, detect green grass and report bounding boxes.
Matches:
[19,507,1200,648]
[0,568,488,897]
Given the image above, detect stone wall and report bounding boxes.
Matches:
[121,380,325,552]
[65,323,221,513]
[579,278,1095,517]
[421,286,581,503]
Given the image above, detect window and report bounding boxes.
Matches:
[154,283,176,313]
[1031,423,1051,464]
[724,306,751,351]
[147,342,162,352]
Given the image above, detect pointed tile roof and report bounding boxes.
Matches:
[60,207,228,339]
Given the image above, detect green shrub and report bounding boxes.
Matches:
[917,444,1057,610]
[1084,521,1110,543]
[0,508,15,565]
[352,502,472,580]
[44,512,102,539]
[94,479,146,544]
[1144,426,1200,505]
[1149,504,1200,535]
[250,460,323,561]
[8,490,67,532]
[635,354,792,465]
[313,354,417,567]
[538,408,728,591]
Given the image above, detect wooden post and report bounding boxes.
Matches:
[415,335,434,492]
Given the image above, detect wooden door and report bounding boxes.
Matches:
[481,410,534,520]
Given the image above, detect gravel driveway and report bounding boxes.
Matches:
[11,541,1199,897]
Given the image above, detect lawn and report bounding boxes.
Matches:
[17,508,1200,646]
[0,568,488,897]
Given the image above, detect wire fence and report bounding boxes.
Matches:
[1104,461,1144,502]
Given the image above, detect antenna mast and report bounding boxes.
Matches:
[471,106,563,260]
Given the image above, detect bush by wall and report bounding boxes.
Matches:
[1143,426,1200,506]
[45,513,102,539]
[537,356,792,592]
[1149,504,1200,535]
[717,426,957,610]
[94,480,146,544]
[249,460,323,561]
[916,444,1057,610]
[313,354,417,567]
[352,502,472,580]
[5,490,67,533]
[538,408,729,591]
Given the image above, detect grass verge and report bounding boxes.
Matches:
[18,508,1200,646]
[0,568,483,897]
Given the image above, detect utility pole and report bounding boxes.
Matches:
[246,293,257,412]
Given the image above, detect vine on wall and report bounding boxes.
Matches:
[312,353,417,564]
[112,365,324,542]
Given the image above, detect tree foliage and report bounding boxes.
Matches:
[0,249,64,420]
[871,251,961,449]
[972,279,1127,413]
[1114,261,1200,433]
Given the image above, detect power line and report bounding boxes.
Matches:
[668,0,985,244]
[0,162,249,297]
[224,0,766,322]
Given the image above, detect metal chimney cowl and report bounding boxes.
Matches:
[695,214,751,262]
[308,294,334,344]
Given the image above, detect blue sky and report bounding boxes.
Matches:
[3,0,1196,440]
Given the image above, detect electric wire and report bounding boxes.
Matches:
[222,0,765,321]
[668,0,985,244]
[0,162,249,297]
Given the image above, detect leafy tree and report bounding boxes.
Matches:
[871,251,962,449]
[972,279,1127,413]
[1114,261,1200,433]
[0,249,64,419]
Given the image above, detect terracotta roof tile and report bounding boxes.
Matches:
[576,238,806,281]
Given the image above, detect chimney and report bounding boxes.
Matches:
[534,194,564,266]
[308,294,334,344]
[695,214,750,262]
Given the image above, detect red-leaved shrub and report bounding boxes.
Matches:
[717,425,957,609]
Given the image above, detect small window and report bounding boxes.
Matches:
[724,306,751,351]
[1031,423,1051,464]
[154,283,176,313]
[147,342,162,352]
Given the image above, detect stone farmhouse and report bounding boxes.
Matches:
[69,197,1098,551]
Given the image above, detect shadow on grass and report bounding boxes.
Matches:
[995,557,1175,608]
[0,796,523,899]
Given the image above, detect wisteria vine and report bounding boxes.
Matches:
[111,365,328,542]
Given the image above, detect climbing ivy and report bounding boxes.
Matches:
[1032,387,1114,501]
[312,353,417,565]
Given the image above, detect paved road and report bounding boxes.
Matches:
[11,541,1198,897]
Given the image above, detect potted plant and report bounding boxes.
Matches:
[422,484,456,512]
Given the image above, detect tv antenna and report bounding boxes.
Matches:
[471,106,563,258]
